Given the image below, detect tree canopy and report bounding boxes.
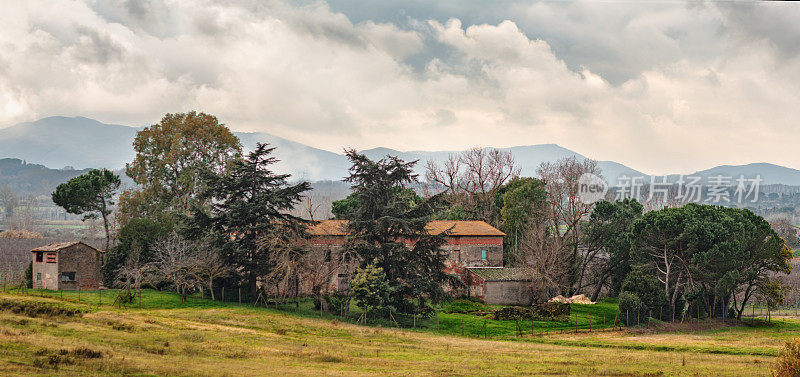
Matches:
[343,150,450,315]
[630,203,793,319]
[122,111,242,223]
[197,143,310,297]
[51,168,120,249]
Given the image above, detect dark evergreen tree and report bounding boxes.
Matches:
[198,143,310,297]
[342,150,451,315]
[583,198,643,300]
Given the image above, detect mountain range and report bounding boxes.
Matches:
[2,116,800,186]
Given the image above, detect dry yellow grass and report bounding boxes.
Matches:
[0,294,777,376]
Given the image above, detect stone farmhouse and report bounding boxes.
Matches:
[30,241,104,290]
[305,220,533,305]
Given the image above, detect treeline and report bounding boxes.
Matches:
[333,146,795,321]
[45,111,794,322]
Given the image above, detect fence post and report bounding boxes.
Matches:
[239,287,242,305]
[98,289,101,306]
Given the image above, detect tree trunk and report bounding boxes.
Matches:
[100,198,111,251]
[209,278,215,301]
[591,270,610,303]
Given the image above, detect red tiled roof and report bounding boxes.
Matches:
[31,241,104,253]
[307,220,504,237]
[426,221,506,236]
[307,220,348,236]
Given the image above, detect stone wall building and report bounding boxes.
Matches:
[30,241,104,290]
[466,267,533,306]
[305,220,533,304]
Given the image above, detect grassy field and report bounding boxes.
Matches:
[0,290,795,376]
[12,288,623,338]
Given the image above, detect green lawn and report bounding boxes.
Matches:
[11,288,622,339]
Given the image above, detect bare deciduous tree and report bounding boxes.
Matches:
[425,147,520,224]
[114,243,153,295]
[261,224,308,307]
[194,245,230,300]
[537,156,602,295]
[150,232,202,301]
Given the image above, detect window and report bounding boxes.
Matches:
[35,252,43,263]
[481,250,487,260]
[46,253,57,263]
[61,272,76,282]
[36,273,41,281]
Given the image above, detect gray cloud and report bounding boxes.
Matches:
[0,0,799,174]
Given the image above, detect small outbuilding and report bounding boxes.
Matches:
[30,241,104,290]
[467,267,533,306]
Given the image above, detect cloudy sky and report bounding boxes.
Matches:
[1,0,799,174]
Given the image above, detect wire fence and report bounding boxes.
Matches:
[4,284,800,339]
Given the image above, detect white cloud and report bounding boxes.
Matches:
[0,0,799,174]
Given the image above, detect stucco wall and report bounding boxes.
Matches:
[32,252,58,290]
[483,281,533,306]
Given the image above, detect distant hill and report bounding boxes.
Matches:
[0,116,137,170]
[688,163,800,186]
[2,116,800,188]
[0,158,89,196]
[361,144,647,184]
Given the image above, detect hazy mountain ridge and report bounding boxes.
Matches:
[2,116,800,187]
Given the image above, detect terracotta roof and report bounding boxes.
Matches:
[426,221,505,237]
[306,220,505,237]
[467,267,532,281]
[307,220,349,236]
[31,241,104,253]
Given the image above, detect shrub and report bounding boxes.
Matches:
[0,299,83,318]
[115,290,136,305]
[531,302,570,321]
[323,293,349,315]
[618,292,643,326]
[442,299,487,314]
[351,264,394,320]
[621,269,670,320]
[493,306,531,321]
[25,261,32,288]
[773,338,800,377]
